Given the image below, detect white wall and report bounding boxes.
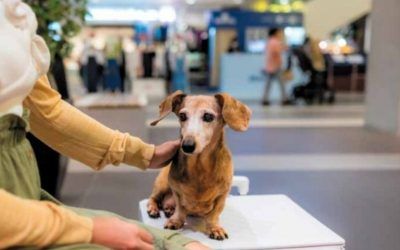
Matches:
[174,9,208,30]
[365,0,400,134]
[304,0,372,39]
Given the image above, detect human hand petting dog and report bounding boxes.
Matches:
[148,139,181,169]
[91,217,210,250]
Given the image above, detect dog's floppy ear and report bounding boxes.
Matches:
[215,93,252,131]
[150,90,186,126]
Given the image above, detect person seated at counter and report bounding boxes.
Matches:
[227,36,240,53]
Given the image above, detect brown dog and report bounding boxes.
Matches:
[147,91,251,240]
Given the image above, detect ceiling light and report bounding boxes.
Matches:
[86,7,176,24]
[337,38,347,47]
[159,6,176,23]
[186,0,196,5]
[319,41,328,50]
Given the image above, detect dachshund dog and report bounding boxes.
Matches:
[147,91,251,240]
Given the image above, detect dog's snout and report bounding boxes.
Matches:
[182,138,196,154]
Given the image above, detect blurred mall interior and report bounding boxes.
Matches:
[13,0,400,249]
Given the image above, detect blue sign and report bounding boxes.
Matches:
[209,10,303,28]
[209,10,303,52]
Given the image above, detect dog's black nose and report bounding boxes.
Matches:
[182,139,196,154]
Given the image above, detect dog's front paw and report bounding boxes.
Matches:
[147,202,160,218]
[162,195,176,218]
[208,226,228,240]
[164,218,184,230]
[163,206,175,218]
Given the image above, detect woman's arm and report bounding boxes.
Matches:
[0,189,92,248]
[23,75,155,170]
[0,189,159,249]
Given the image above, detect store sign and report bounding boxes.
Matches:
[209,10,303,28]
[275,15,285,24]
[214,12,237,26]
[288,15,300,25]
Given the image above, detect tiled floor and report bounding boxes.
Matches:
[61,79,400,250]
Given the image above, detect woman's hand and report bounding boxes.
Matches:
[149,139,180,169]
[91,217,154,250]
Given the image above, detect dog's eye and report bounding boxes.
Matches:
[179,113,187,122]
[203,113,214,123]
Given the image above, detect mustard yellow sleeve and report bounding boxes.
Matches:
[23,75,155,170]
[0,189,92,248]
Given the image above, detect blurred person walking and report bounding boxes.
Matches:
[80,38,105,93]
[262,28,290,105]
[164,42,173,93]
[119,49,127,93]
[104,36,123,92]
[170,35,189,93]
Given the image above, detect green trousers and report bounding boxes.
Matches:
[0,112,193,250]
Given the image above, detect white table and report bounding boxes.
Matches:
[139,195,345,250]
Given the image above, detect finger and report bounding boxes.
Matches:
[138,228,154,244]
[150,140,181,169]
[164,140,180,155]
[137,240,154,250]
[170,139,181,147]
[167,140,181,155]
[157,141,180,167]
[151,156,173,169]
[160,150,179,167]
[156,160,172,169]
